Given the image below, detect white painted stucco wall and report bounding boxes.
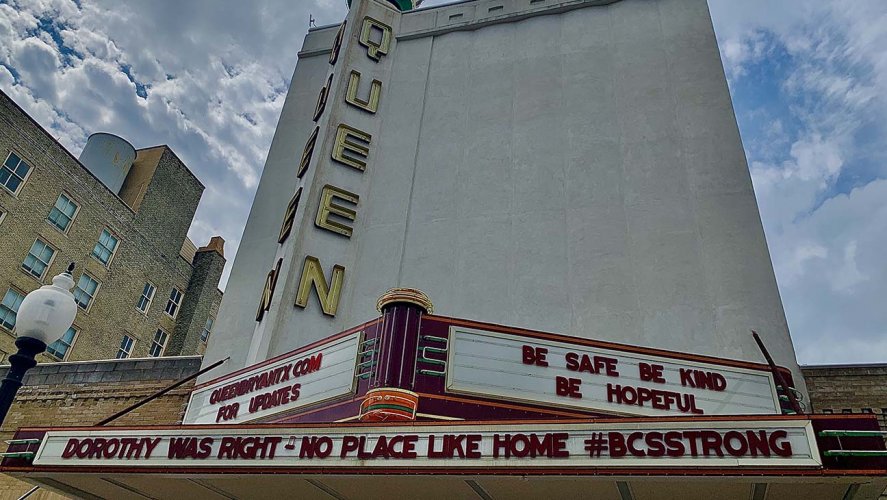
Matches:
[203,0,805,395]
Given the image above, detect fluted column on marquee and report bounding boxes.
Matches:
[359,288,433,422]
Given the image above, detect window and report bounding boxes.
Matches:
[47,326,77,360]
[74,273,100,310]
[117,334,135,359]
[47,193,79,232]
[91,228,119,266]
[1,152,31,194]
[22,239,56,280]
[0,209,6,226]
[200,316,214,343]
[862,408,874,414]
[822,409,834,414]
[165,288,183,318]
[136,282,156,314]
[0,289,25,331]
[149,329,168,357]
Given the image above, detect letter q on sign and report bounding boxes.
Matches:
[359,17,392,61]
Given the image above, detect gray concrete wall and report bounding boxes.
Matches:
[0,355,203,387]
[205,0,805,393]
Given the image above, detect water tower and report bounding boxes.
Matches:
[77,132,136,194]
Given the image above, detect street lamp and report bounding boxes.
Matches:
[0,263,77,424]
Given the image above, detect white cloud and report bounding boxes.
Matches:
[719,30,767,80]
[830,240,867,293]
[0,0,348,287]
[789,134,844,183]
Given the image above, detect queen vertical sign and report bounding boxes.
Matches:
[445,327,782,417]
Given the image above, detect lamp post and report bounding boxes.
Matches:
[0,263,77,424]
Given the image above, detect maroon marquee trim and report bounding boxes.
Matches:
[191,317,380,391]
[427,315,783,375]
[5,412,874,432]
[3,465,885,478]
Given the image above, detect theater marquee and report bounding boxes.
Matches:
[4,301,886,500]
[32,419,819,469]
[446,327,782,417]
[183,332,361,425]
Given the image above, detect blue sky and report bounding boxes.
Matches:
[707,0,887,364]
[1,0,885,364]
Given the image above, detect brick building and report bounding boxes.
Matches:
[803,364,887,431]
[0,89,223,362]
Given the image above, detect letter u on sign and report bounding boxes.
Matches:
[346,70,382,114]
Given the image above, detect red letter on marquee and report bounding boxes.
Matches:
[522,345,549,367]
[340,436,360,458]
[556,376,583,398]
[639,362,665,384]
[608,432,626,458]
[62,439,79,459]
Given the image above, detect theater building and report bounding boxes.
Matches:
[2,0,885,498]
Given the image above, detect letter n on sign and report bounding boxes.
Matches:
[295,256,345,316]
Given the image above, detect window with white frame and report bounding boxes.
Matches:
[117,334,135,359]
[136,282,156,314]
[0,209,6,226]
[1,152,31,194]
[91,228,119,266]
[200,316,214,343]
[74,273,100,310]
[47,326,77,360]
[0,289,25,331]
[22,239,56,280]
[47,193,79,232]
[165,288,183,318]
[149,329,168,357]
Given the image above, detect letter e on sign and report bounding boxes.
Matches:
[556,376,582,399]
[521,345,549,367]
[315,185,359,238]
[331,124,371,171]
[298,127,320,179]
[639,362,665,384]
[278,188,302,244]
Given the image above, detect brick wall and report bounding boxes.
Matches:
[0,356,201,499]
[129,146,204,262]
[168,242,225,356]
[802,364,887,430]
